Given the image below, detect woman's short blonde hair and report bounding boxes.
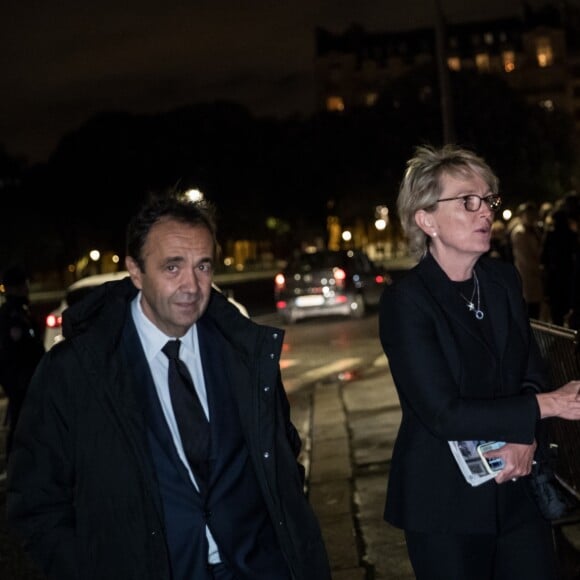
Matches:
[397,144,499,257]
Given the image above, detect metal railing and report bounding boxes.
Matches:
[531,320,580,501]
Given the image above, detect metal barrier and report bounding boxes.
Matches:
[531,320,580,501]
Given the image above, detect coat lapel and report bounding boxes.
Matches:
[121,316,195,490]
[197,317,239,487]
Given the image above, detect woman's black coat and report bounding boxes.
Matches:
[379,253,546,533]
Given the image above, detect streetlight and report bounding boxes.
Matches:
[374,218,387,231]
[184,188,204,202]
[434,0,455,143]
[89,249,101,274]
[342,230,352,247]
[374,205,389,260]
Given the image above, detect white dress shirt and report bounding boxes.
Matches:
[130,292,220,564]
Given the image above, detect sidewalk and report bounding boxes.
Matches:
[290,354,415,579]
[296,355,580,580]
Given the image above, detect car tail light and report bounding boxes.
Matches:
[333,267,346,288]
[45,313,62,329]
[274,273,286,291]
[375,273,392,285]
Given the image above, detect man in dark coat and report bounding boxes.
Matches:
[0,265,45,457]
[6,194,331,580]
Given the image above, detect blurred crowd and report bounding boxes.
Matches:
[489,190,580,330]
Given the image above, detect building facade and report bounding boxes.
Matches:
[315,3,580,133]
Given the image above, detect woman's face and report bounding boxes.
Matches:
[417,170,495,266]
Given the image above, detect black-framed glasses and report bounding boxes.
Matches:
[436,194,502,212]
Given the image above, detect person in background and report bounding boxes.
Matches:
[563,197,580,331]
[7,193,331,580]
[538,201,554,234]
[487,218,510,261]
[540,201,579,326]
[379,144,580,580]
[0,265,45,458]
[510,201,544,319]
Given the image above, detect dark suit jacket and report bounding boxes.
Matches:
[124,312,291,579]
[379,253,546,533]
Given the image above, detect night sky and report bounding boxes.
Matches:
[2,0,577,164]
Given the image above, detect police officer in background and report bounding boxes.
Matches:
[0,265,45,457]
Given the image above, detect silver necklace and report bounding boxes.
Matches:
[459,271,484,320]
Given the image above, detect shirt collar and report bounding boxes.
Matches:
[130,291,196,362]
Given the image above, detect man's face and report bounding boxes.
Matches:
[126,218,214,337]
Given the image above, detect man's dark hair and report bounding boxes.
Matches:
[126,191,218,272]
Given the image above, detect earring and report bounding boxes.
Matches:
[432,232,437,237]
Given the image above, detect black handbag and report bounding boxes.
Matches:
[527,441,575,520]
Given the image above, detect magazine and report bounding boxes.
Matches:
[448,440,505,487]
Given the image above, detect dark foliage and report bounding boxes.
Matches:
[0,75,578,276]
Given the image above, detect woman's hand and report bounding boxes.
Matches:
[487,441,537,484]
[536,380,580,420]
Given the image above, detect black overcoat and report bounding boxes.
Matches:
[7,278,330,580]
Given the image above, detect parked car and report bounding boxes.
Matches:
[274,249,392,324]
[44,271,249,351]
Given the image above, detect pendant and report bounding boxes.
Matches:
[475,309,484,320]
[466,302,475,312]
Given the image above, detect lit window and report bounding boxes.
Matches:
[365,92,379,107]
[539,99,554,111]
[475,53,490,72]
[484,32,494,45]
[536,37,553,67]
[326,96,345,112]
[503,51,516,73]
[447,56,461,71]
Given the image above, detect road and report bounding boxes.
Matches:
[26,255,418,323]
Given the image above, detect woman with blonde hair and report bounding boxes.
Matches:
[379,144,580,579]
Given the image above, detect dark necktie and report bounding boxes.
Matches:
[162,339,210,490]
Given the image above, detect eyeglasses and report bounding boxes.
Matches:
[436,194,502,212]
